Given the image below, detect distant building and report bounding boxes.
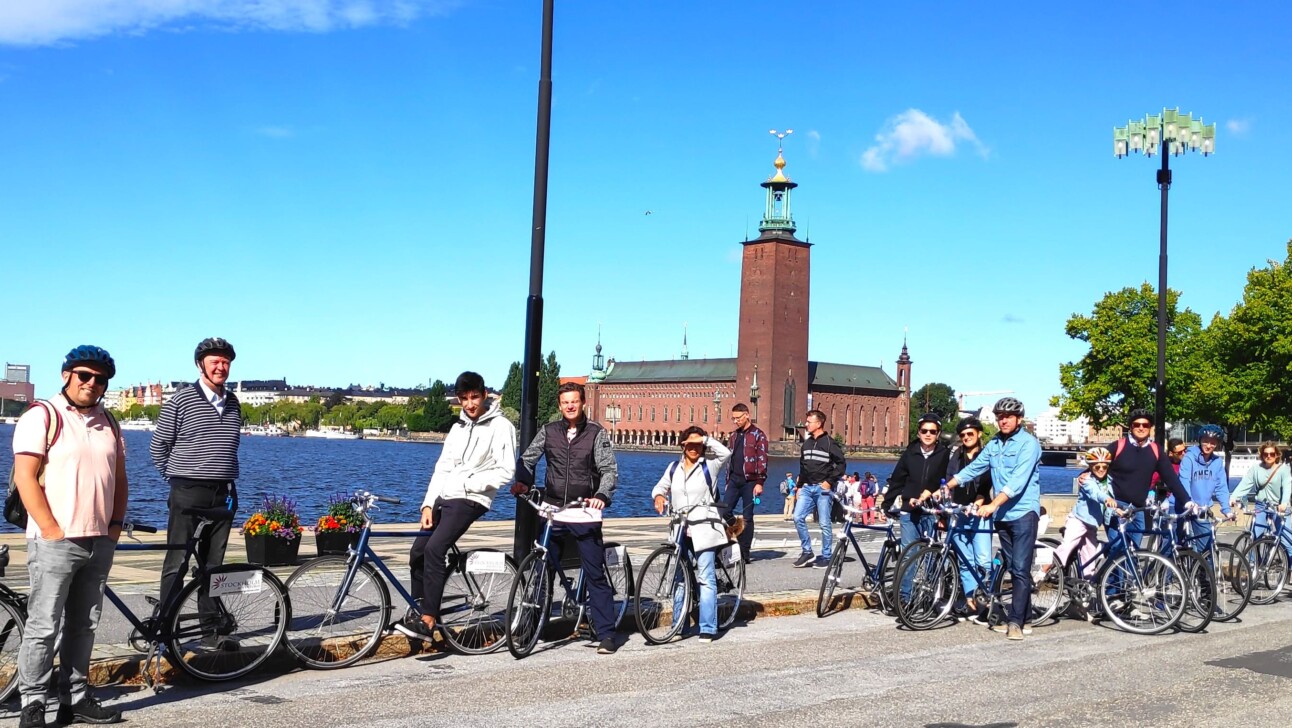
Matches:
[1035,407,1091,445]
[583,146,910,450]
[235,379,291,406]
[5,364,30,384]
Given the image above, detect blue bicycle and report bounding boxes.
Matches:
[1241,503,1290,605]
[815,495,900,617]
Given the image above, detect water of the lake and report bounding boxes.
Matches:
[0,424,1086,533]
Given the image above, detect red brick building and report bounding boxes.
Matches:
[584,147,910,451]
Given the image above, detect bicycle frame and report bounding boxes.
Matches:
[835,507,900,587]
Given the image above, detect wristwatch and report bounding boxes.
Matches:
[109,519,124,527]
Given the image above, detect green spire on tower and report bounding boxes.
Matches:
[759,129,798,235]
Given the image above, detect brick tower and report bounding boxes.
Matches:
[735,139,810,442]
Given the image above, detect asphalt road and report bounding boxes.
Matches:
[13,592,1292,727]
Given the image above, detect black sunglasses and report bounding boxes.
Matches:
[918,428,939,435]
[73,370,110,386]
[1131,421,1152,429]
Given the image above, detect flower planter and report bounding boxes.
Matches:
[315,531,360,557]
[244,534,301,566]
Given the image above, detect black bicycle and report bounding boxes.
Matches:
[0,545,27,703]
[815,495,900,618]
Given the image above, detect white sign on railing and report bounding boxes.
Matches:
[466,550,508,574]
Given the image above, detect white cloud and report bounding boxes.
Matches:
[806,129,821,158]
[0,1,461,47]
[1226,118,1252,137]
[860,109,988,172]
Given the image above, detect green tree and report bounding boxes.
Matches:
[1058,283,1206,428]
[1205,242,1292,437]
[324,389,346,409]
[500,361,523,413]
[125,403,144,420]
[376,404,406,432]
[538,351,561,423]
[424,380,456,433]
[240,401,259,424]
[909,382,959,438]
[406,411,431,432]
[500,405,520,428]
[142,404,161,421]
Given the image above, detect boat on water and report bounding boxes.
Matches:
[241,424,287,437]
[304,426,360,440]
[118,419,157,432]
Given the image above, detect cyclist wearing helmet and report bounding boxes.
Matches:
[945,397,1042,641]
[150,337,243,649]
[12,346,127,726]
[946,416,993,620]
[1175,425,1233,550]
[1050,448,1116,591]
[885,412,950,594]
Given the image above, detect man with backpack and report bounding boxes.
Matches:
[10,346,127,727]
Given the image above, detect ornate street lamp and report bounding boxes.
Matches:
[749,364,761,425]
[713,389,721,436]
[1113,108,1215,448]
[606,403,621,444]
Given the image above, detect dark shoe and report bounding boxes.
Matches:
[792,552,815,568]
[698,633,716,643]
[596,637,619,655]
[56,696,122,725]
[812,557,830,569]
[19,702,47,728]
[199,635,241,652]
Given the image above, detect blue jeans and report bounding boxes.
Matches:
[899,511,937,598]
[1252,509,1292,558]
[549,522,617,640]
[953,516,993,595]
[722,478,757,558]
[997,512,1039,628]
[672,543,717,635]
[1107,506,1144,559]
[793,484,832,560]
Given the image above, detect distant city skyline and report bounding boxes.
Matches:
[3,2,1289,416]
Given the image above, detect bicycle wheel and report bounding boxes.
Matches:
[506,552,553,658]
[1212,544,1253,621]
[1097,552,1184,635]
[1232,531,1251,556]
[283,556,390,669]
[633,547,693,644]
[1246,537,1289,605]
[894,544,957,630]
[874,540,900,614]
[168,564,290,681]
[1028,542,1065,624]
[439,549,517,655]
[816,539,849,618]
[604,544,634,631]
[0,598,24,703]
[715,548,745,629]
[1173,549,1215,634]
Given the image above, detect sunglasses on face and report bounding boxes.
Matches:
[683,441,705,449]
[1263,451,1280,459]
[918,428,939,435]
[959,432,978,439]
[72,370,110,387]
[1131,421,1152,429]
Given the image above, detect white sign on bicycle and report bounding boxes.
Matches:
[722,543,741,567]
[604,545,627,567]
[209,570,264,597]
[466,551,508,574]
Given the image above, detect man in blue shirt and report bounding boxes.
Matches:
[945,397,1041,641]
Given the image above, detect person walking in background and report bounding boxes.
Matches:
[860,471,877,525]
[150,337,242,649]
[792,410,847,568]
[781,472,797,520]
[407,372,515,639]
[12,346,127,727]
[723,403,768,563]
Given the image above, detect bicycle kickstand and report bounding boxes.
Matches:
[143,643,170,694]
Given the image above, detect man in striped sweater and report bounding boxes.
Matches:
[149,338,242,647]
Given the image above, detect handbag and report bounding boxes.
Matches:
[666,459,732,553]
[5,402,61,529]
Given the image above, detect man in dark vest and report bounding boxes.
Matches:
[724,402,768,563]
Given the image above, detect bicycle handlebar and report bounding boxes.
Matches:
[520,493,589,517]
[125,522,159,534]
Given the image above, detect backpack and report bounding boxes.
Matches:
[1113,437,1160,462]
[5,402,119,529]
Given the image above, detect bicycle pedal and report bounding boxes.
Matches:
[145,596,160,607]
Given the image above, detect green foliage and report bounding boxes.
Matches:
[324,389,346,409]
[501,361,522,413]
[406,411,431,432]
[375,404,406,431]
[424,380,456,433]
[909,382,959,438]
[832,433,845,449]
[500,405,520,428]
[142,404,161,421]
[1058,283,1205,429]
[539,351,562,423]
[1205,242,1292,438]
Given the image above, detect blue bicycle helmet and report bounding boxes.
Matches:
[1197,424,1225,442]
[62,345,116,379]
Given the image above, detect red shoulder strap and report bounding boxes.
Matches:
[1113,437,1126,460]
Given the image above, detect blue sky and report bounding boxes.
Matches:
[2,1,1289,417]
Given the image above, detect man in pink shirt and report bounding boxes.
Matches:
[11,346,128,728]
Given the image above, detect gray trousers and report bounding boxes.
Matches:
[19,536,115,707]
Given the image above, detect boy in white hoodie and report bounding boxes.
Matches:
[409,371,517,636]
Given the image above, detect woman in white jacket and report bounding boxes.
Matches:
[651,426,731,642]
[408,372,516,637]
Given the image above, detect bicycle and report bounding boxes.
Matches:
[283,491,518,668]
[815,495,900,618]
[1241,503,1291,605]
[894,503,1063,631]
[1,545,27,703]
[109,509,290,689]
[1148,507,1215,633]
[505,493,634,658]
[634,504,746,643]
[1164,507,1253,623]
[1052,504,1186,635]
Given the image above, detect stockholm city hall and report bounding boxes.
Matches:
[583,143,911,453]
